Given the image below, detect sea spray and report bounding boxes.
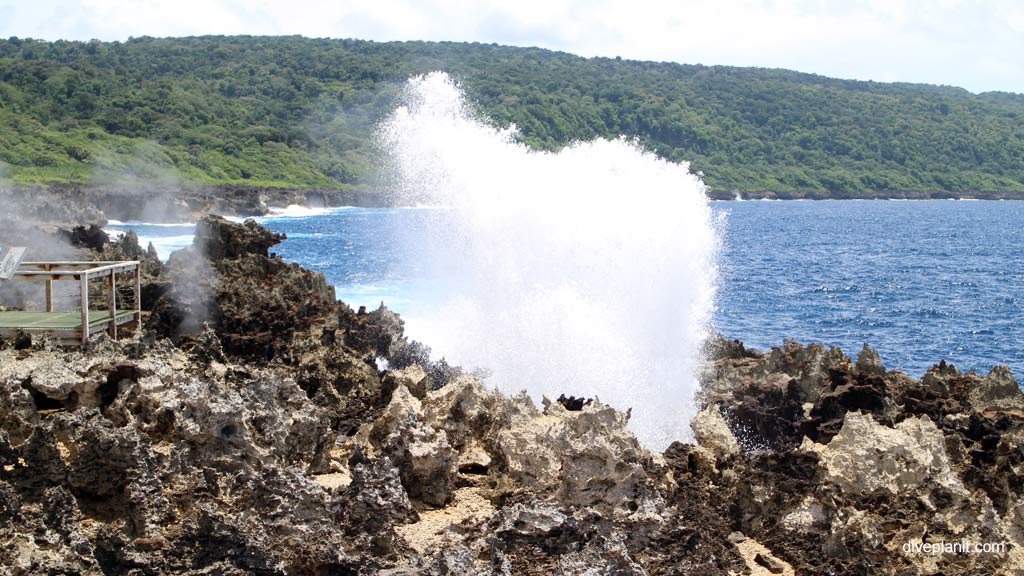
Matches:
[378,72,718,449]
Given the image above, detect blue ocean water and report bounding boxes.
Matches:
[110,200,1024,379]
[712,200,1023,378]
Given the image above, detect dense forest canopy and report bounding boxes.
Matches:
[1,35,1022,194]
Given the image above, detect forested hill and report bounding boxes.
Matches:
[2,35,1023,197]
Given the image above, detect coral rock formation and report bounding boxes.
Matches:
[2,219,1022,575]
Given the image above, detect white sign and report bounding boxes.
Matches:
[0,246,26,280]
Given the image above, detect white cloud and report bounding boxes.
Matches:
[0,0,1019,93]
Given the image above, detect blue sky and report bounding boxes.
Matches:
[0,0,1021,93]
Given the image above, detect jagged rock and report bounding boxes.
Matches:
[0,484,98,574]
[733,537,794,576]
[779,495,828,533]
[58,415,174,537]
[355,374,668,517]
[705,334,761,361]
[12,332,31,351]
[4,220,1024,576]
[337,451,419,532]
[1,351,87,407]
[299,344,385,436]
[60,224,109,251]
[341,302,408,358]
[557,534,648,576]
[727,373,805,450]
[555,394,592,411]
[0,331,370,574]
[763,340,849,403]
[420,376,508,454]
[487,500,589,574]
[384,364,429,400]
[148,216,336,358]
[698,339,1024,575]
[194,215,283,260]
[213,254,335,358]
[494,500,570,538]
[496,394,665,512]
[430,546,486,576]
[691,404,740,458]
[921,359,960,397]
[370,386,458,508]
[803,411,966,496]
[808,377,892,441]
[969,365,1024,410]
[855,342,886,375]
[189,324,226,365]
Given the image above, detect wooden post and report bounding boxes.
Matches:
[45,279,53,312]
[107,271,117,339]
[134,263,142,333]
[79,273,89,345]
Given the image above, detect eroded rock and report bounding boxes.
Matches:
[691,404,740,458]
[2,219,1022,574]
[804,411,966,496]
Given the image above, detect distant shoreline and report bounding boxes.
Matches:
[4,182,1022,227]
[1,182,387,225]
[706,189,1024,201]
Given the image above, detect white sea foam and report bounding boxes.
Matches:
[262,205,352,219]
[104,222,195,262]
[141,235,194,261]
[378,71,719,449]
[106,219,196,227]
[284,233,330,239]
[105,228,193,260]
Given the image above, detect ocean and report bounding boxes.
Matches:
[108,199,1024,380]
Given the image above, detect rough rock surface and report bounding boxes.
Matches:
[2,219,1023,575]
[691,403,740,458]
[2,182,385,224]
[147,215,337,359]
[693,336,1024,575]
[802,411,965,496]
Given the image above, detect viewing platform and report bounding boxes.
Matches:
[0,260,142,345]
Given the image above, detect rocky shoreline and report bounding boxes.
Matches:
[706,189,1024,201]
[4,182,1021,230]
[2,183,387,224]
[1,217,1022,575]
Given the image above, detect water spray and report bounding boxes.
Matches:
[378,72,718,449]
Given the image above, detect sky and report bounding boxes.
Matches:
[0,0,1021,94]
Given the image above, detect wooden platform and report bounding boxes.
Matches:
[0,310,137,330]
[0,260,141,345]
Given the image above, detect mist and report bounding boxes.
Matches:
[378,72,719,449]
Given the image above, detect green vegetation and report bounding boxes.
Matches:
[1,35,1023,194]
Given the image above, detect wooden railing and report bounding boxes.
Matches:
[4,261,142,344]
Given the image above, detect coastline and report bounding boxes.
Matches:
[0,217,1021,574]
[0,182,388,225]
[707,189,1024,201]
[4,182,1023,228]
